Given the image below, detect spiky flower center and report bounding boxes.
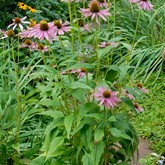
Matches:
[141,0,147,1]
[137,83,143,88]
[81,68,86,72]
[103,90,111,98]
[14,17,21,24]
[133,103,139,109]
[24,39,32,45]
[54,20,62,29]
[90,1,100,13]
[105,42,111,46]
[38,44,44,50]
[40,20,49,31]
[7,30,15,37]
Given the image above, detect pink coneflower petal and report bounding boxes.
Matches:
[7,16,30,30]
[94,86,120,109]
[81,1,111,23]
[133,103,144,112]
[53,19,70,35]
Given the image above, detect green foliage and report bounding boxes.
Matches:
[132,72,165,164]
[0,0,164,164]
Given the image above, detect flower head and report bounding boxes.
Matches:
[98,0,108,7]
[0,30,15,39]
[137,83,148,93]
[17,2,28,10]
[133,103,144,112]
[122,89,135,100]
[28,6,37,13]
[94,86,120,109]
[81,1,111,23]
[98,41,118,48]
[129,0,153,10]
[61,68,87,78]
[20,20,57,43]
[7,16,30,30]
[53,20,70,35]
[138,0,153,10]
[20,39,35,50]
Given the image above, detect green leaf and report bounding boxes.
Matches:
[46,137,64,159]
[110,127,131,140]
[71,89,87,103]
[120,97,137,113]
[82,152,92,165]
[108,115,116,122]
[94,129,104,142]
[85,113,103,120]
[67,63,94,70]
[105,69,119,82]
[64,114,74,139]
[97,45,113,58]
[119,65,130,82]
[71,118,90,135]
[121,42,132,51]
[69,82,92,90]
[90,141,105,165]
[39,110,64,118]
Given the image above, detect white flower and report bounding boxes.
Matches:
[7,16,30,30]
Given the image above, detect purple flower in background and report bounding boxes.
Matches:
[122,89,135,100]
[129,0,153,10]
[81,1,111,23]
[137,83,148,93]
[98,41,118,48]
[133,103,144,112]
[53,20,70,35]
[20,20,57,43]
[98,0,108,7]
[8,16,30,30]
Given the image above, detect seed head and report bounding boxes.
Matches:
[40,20,49,31]
[14,17,21,24]
[54,20,62,29]
[90,1,100,13]
[7,30,15,37]
[81,68,86,72]
[38,43,44,50]
[24,39,32,45]
[103,91,111,98]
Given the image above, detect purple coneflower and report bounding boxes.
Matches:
[122,89,135,100]
[98,41,118,48]
[81,1,111,23]
[94,86,120,109]
[53,20,70,35]
[33,43,48,53]
[20,20,57,43]
[133,103,144,112]
[61,68,87,78]
[98,0,108,7]
[129,0,153,10]
[138,0,153,10]
[20,39,35,50]
[137,83,148,93]
[7,16,30,30]
[0,30,15,39]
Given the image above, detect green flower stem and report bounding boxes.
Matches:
[11,40,20,161]
[67,1,75,53]
[128,11,141,62]
[59,35,65,56]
